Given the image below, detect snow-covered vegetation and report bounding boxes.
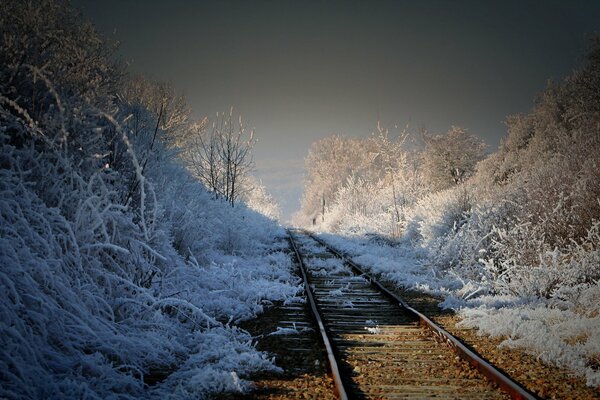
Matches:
[0,1,298,398]
[296,39,600,385]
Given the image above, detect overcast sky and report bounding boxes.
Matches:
[73,0,600,220]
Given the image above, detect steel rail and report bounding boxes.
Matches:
[287,229,349,400]
[304,230,538,400]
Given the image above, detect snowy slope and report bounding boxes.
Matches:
[0,1,300,398]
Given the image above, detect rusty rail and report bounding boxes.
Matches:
[305,230,538,400]
[287,230,349,400]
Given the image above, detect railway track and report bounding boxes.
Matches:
[287,229,537,400]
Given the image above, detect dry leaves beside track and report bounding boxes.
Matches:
[380,285,600,400]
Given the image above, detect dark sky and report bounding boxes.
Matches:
[73,0,600,220]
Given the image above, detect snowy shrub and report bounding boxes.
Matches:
[0,1,298,398]
[323,175,396,236]
[404,185,473,247]
[482,221,600,298]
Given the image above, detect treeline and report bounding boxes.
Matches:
[0,1,291,398]
[296,40,600,298]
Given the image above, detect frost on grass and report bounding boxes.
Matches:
[459,295,600,387]
[268,325,313,336]
[365,326,382,334]
[304,256,349,277]
[0,1,299,398]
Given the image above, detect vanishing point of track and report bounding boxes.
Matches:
[287,229,537,400]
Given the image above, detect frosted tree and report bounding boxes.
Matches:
[120,75,192,148]
[184,109,255,206]
[421,126,487,191]
[299,135,371,225]
[475,37,600,251]
[370,121,409,226]
[241,176,281,220]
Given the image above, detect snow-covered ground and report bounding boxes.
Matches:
[316,232,600,387]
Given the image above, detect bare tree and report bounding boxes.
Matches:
[184,109,255,206]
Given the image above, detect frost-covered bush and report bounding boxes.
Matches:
[321,176,396,236]
[464,40,600,298]
[402,183,477,247]
[312,38,600,298]
[482,221,600,298]
[0,1,298,398]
